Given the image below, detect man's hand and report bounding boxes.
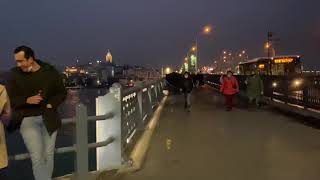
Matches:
[26,95,43,105]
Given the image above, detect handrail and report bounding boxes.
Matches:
[8,79,166,180]
[61,113,114,125]
[10,137,115,161]
[205,74,320,111]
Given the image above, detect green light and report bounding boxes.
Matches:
[190,55,197,66]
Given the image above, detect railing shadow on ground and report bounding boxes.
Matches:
[9,80,166,180]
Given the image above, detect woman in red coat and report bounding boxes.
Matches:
[220,71,239,111]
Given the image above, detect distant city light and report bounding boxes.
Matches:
[294,79,302,87]
[272,82,278,88]
[203,25,212,34]
[265,42,271,49]
[165,67,172,74]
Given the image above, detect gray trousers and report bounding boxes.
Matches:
[249,96,261,106]
[184,92,192,107]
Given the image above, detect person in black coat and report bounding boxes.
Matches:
[182,72,193,111]
[6,46,67,180]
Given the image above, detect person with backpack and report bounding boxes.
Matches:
[220,70,239,111]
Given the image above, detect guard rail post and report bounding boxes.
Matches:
[96,83,122,171]
[74,104,90,180]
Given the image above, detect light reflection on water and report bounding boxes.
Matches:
[6,88,109,180]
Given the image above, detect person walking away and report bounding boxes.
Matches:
[220,71,239,111]
[0,84,10,180]
[182,72,193,112]
[246,72,264,108]
[6,46,67,180]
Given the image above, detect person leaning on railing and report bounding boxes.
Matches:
[0,84,11,180]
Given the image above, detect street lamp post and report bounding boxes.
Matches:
[181,25,212,74]
[193,25,212,74]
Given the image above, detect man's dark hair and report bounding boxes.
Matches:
[14,46,35,60]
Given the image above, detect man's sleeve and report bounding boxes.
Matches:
[47,70,67,109]
[6,75,27,109]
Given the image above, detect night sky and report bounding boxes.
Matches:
[0,0,319,70]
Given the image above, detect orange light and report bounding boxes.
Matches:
[274,58,294,64]
[203,25,212,34]
[191,46,197,52]
[258,64,265,69]
[265,42,271,49]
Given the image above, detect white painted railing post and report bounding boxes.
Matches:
[74,104,90,180]
[96,83,122,170]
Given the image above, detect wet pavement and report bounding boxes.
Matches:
[114,86,320,180]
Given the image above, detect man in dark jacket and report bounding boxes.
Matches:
[6,46,67,180]
[182,72,193,111]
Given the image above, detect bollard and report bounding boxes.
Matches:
[74,104,90,180]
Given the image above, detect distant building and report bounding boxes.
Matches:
[122,66,161,81]
[105,49,113,63]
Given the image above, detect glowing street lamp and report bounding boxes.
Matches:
[191,46,197,52]
[203,25,212,34]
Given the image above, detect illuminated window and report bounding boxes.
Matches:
[274,58,294,64]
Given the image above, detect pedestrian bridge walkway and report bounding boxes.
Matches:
[113,85,320,180]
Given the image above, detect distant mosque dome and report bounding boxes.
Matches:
[106,49,113,63]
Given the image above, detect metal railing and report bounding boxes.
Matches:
[205,74,320,110]
[9,79,166,180]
